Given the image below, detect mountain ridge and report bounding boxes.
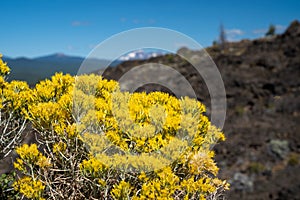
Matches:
[2,50,165,85]
[2,55,110,85]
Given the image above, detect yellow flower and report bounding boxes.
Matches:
[80,157,106,176]
[33,73,74,102]
[2,80,32,117]
[14,158,25,171]
[53,141,67,154]
[98,179,106,187]
[111,180,132,199]
[13,176,45,199]
[15,144,50,169]
[0,54,10,76]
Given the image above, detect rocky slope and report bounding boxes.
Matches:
[101,20,300,199]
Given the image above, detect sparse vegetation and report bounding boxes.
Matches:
[219,23,227,50]
[0,172,19,200]
[265,24,276,36]
[287,152,299,166]
[247,162,265,174]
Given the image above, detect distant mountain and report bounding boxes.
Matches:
[35,53,84,62]
[2,50,165,86]
[2,54,112,86]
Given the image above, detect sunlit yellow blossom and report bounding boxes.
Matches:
[2,80,32,117]
[13,176,45,200]
[0,54,10,76]
[80,157,106,176]
[15,144,50,169]
[53,141,67,154]
[111,180,132,199]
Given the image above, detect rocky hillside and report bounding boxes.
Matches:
[102,20,300,199]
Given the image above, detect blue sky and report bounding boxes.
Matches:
[1,0,299,59]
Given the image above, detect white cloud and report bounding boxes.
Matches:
[226,29,244,35]
[225,29,245,41]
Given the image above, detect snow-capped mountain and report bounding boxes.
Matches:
[118,49,165,61]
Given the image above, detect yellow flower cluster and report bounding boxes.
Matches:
[14,144,50,172]
[77,84,222,171]
[12,143,46,198]
[80,157,106,177]
[0,54,10,76]
[74,74,119,131]
[81,90,206,154]
[111,180,132,199]
[52,141,67,154]
[135,167,179,200]
[34,73,74,102]
[13,176,45,200]
[4,81,32,113]
[29,101,66,130]
[107,164,228,199]
[28,73,74,131]
[73,74,229,198]
[0,78,32,117]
